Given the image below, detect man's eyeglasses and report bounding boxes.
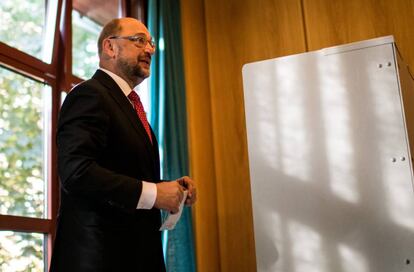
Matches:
[109,35,156,49]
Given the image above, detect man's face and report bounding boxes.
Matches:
[112,19,155,85]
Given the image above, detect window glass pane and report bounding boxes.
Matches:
[0,231,45,272]
[0,0,58,63]
[0,66,51,218]
[72,0,120,79]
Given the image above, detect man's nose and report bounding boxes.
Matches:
[144,42,156,55]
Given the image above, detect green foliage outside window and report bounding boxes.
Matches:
[0,67,46,218]
[0,231,44,272]
[0,67,47,272]
[0,0,47,270]
[0,0,45,61]
[72,10,102,79]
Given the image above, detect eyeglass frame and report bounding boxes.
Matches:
[108,34,156,49]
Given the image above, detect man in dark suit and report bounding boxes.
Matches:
[49,17,196,271]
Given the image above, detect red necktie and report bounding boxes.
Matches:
[128,91,152,143]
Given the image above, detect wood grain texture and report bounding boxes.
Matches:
[203,1,306,271]
[180,0,221,271]
[303,0,414,71]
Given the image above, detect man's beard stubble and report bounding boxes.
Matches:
[117,56,149,85]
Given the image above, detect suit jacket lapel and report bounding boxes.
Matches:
[92,70,157,168]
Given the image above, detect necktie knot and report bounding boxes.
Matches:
[128,91,152,143]
[128,91,141,103]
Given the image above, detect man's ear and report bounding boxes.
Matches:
[102,38,116,58]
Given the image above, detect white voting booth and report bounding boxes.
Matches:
[242,36,414,272]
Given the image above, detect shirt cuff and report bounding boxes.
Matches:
[136,181,157,209]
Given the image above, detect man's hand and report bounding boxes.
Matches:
[176,176,197,206]
[154,176,197,213]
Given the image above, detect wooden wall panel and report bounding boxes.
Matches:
[203,1,307,271]
[180,0,221,271]
[303,0,414,70]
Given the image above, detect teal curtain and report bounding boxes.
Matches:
[147,1,196,271]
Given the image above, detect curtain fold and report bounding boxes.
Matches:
[148,1,196,271]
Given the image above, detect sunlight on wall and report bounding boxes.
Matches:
[254,69,280,171]
[276,63,310,182]
[250,58,311,182]
[319,55,359,204]
[275,60,310,182]
[338,243,368,272]
[289,221,326,272]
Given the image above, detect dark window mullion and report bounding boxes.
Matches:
[0,215,52,233]
[0,43,56,82]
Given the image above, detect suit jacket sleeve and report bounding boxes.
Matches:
[57,83,142,212]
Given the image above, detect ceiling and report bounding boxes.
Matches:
[73,0,119,26]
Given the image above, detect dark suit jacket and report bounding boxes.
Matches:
[50,70,165,272]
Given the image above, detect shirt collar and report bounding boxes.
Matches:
[99,68,133,97]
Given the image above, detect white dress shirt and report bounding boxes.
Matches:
[99,68,157,209]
